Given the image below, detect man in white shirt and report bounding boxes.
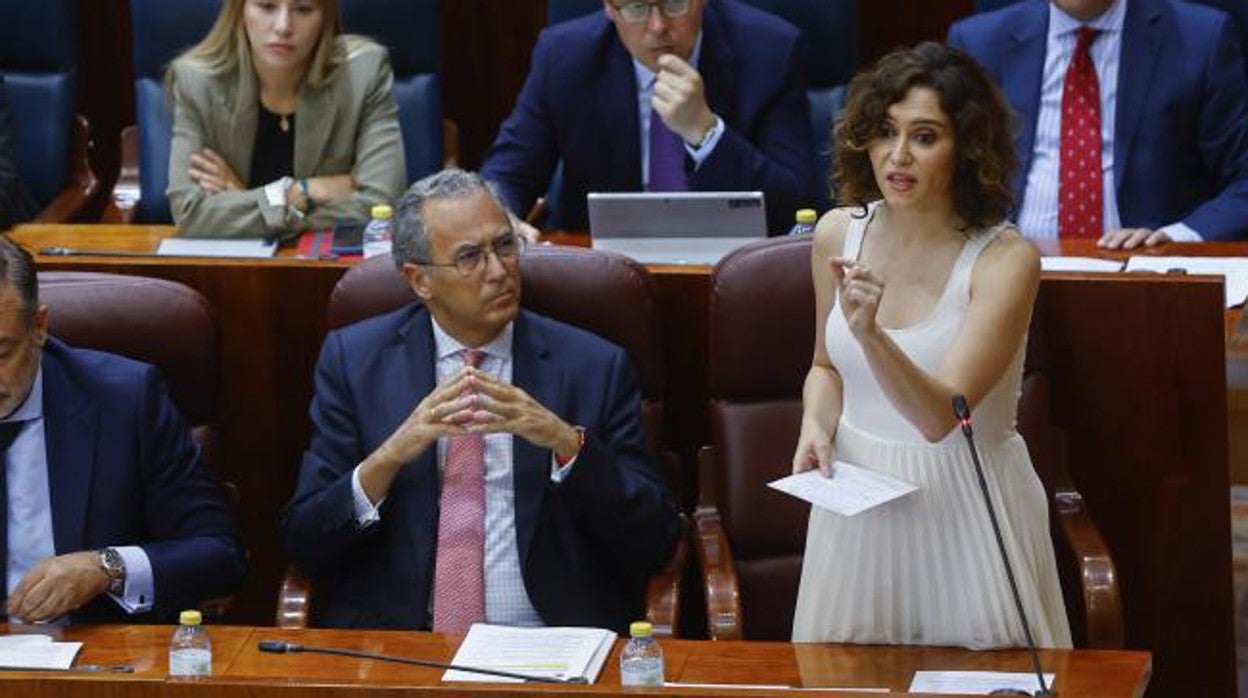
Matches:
[949,0,1248,247]
[283,169,679,633]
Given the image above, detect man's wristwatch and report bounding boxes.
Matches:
[97,547,126,595]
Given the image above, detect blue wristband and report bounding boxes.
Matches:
[299,178,314,213]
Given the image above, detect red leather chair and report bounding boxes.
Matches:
[278,247,686,635]
[694,235,1123,646]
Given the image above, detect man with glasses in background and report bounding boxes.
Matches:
[283,169,680,632]
[481,0,822,236]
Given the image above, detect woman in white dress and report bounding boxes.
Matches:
[791,43,1071,649]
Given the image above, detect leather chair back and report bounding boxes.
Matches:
[128,0,444,223]
[327,247,668,463]
[38,272,221,465]
[703,235,813,640]
[0,0,78,208]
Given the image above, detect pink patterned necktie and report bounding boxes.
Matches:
[1058,27,1103,238]
[432,348,486,633]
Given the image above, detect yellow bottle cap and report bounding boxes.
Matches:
[371,204,393,219]
[795,209,817,224]
[179,610,203,626]
[629,621,653,638]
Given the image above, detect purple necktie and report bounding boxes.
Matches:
[648,107,688,192]
[432,348,486,633]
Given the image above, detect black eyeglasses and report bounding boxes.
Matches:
[611,0,691,23]
[415,232,526,277]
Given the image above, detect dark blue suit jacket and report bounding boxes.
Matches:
[948,0,1248,240]
[3,339,246,623]
[0,75,36,230]
[282,306,680,633]
[480,0,821,235]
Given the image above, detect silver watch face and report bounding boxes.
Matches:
[99,548,124,580]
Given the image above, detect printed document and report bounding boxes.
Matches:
[1124,256,1248,308]
[156,238,277,258]
[768,463,917,517]
[1039,257,1124,273]
[0,634,83,670]
[443,624,614,683]
[909,671,1056,694]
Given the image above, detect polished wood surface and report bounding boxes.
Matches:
[0,625,1150,697]
[5,225,1236,697]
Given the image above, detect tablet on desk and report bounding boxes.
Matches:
[587,191,767,265]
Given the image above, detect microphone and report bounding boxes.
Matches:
[952,395,1055,697]
[256,639,588,684]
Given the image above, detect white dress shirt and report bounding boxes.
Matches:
[350,319,580,627]
[4,367,154,619]
[1018,0,1200,241]
[633,33,725,189]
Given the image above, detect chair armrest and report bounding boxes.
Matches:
[276,563,312,629]
[33,115,99,222]
[101,125,140,224]
[645,513,687,638]
[1050,430,1123,648]
[693,445,744,640]
[442,119,459,169]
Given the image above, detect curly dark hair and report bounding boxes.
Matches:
[831,42,1018,232]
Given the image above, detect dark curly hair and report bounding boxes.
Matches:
[831,42,1018,232]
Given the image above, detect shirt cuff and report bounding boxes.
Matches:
[351,464,383,526]
[263,177,292,208]
[108,546,154,614]
[685,115,725,168]
[1159,222,1203,243]
[550,453,578,483]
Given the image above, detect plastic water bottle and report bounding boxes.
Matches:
[362,204,394,259]
[169,610,212,678]
[788,208,817,236]
[619,621,664,687]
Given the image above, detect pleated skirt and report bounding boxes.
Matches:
[791,420,1073,649]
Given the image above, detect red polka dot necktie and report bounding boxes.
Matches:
[432,348,486,633]
[1059,27,1103,238]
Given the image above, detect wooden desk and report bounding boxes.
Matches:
[5,225,1236,697]
[0,625,1151,697]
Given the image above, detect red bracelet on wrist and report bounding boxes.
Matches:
[555,426,586,467]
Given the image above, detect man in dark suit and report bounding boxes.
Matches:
[480,0,821,236]
[948,0,1248,246]
[0,238,244,624]
[283,169,680,633]
[0,75,37,230]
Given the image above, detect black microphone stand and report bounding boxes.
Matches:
[952,395,1056,697]
[257,640,588,684]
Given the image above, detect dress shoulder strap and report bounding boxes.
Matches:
[841,201,881,260]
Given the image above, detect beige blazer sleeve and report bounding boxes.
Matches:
[167,38,405,240]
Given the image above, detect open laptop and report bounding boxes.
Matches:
[587,191,767,265]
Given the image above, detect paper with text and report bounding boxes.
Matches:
[157,238,278,258]
[1040,257,1124,273]
[0,634,83,670]
[909,671,1056,694]
[443,624,614,683]
[768,463,917,517]
[1124,256,1248,308]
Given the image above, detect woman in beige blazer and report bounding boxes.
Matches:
[167,0,405,240]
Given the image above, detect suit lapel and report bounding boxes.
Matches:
[295,82,337,178]
[1114,0,1162,192]
[390,310,442,567]
[510,312,558,562]
[1005,2,1049,202]
[598,37,642,189]
[699,2,737,127]
[40,345,98,556]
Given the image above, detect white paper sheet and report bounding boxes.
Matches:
[0,634,83,670]
[443,624,614,683]
[909,671,1056,694]
[156,238,278,258]
[1040,256,1124,273]
[1124,256,1248,308]
[768,463,918,517]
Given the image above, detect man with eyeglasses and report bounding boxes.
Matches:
[481,0,821,236]
[283,169,680,633]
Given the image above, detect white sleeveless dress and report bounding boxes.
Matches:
[791,202,1072,649]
